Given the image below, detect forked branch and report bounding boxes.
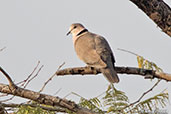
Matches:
[0,83,97,114]
[0,66,97,114]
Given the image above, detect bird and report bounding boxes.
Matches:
[67,23,119,83]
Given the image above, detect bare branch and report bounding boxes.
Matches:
[16,61,41,86]
[39,73,56,93]
[53,88,62,96]
[0,83,98,114]
[56,66,100,76]
[155,72,171,81]
[130,0,171,37]
[122,79,161,110]
[0,67,16,89]
[39,62,65,93]
[24,65,43,88]
[56,66,171,81]
[118,48,139,56]
[0,64,96,114]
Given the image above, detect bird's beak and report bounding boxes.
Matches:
[66,27,75,36]
[66,30,71,36]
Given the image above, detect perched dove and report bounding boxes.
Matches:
[67,23,119,83]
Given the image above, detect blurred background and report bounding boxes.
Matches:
[0,0,170,113]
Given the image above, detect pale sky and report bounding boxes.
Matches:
[0,0,171,113]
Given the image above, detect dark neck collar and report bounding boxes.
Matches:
[76,29,88,36]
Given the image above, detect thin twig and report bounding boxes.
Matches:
[16,61,41,86]
[64,92,83,99]
[24,65,44,88]
[117,48,139,56]
[54,88,62,96]
[39,62,65,93]
[0,47,6,52]
[96,91,106,98]
[121,79,161,110]
[0,96,15,103]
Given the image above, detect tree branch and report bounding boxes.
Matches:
[1,103,67,113]
[39,62,65,93]
[122,79,161,111]
[0,67,16,89]
[24,64,43,88]
[56,66,171,81]
[16,61,42,88]
[0,83,97,114]
[0,66,97,114]
[130,0,171,37]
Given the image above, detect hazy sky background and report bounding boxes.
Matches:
[0,0,171,113]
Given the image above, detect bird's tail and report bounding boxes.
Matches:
[101,67,119,83]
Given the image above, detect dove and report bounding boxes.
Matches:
[67,23,119,83]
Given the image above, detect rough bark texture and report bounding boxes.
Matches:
[56,66,171,81]
[0,104,4,114]
[0,84,97,114]
[130,0,171,37]
[1,103,66,113]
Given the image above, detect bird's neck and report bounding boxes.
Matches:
[76,29,88,36]
[72,29,88,44]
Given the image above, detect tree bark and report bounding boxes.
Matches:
[130,0,171,37]
[0,83,97,114]
[56,66,171,81]
[1,103,67,113]
[0,104,5,114]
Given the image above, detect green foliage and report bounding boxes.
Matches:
[73,84,129,114]
[137,56,163,72]
[14,85,169,114]
[125,90,169,114]
[14,53,169,114]
[102,84,129,113]
[76,54,169,114]
[78,97,104,113]
[76,55,169,114]
[78,85,169,114]
[16,103,56,114]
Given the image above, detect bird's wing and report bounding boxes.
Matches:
[74,33,107,68]
[93,33,115,67]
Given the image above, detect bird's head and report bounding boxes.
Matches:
[67,23,87,37]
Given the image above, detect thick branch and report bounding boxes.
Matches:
[130,0,171,37]
[56,66,171,81]
[1,103,66,113]
[0,83,97,114]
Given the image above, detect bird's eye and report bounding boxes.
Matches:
[74,26,77,29]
